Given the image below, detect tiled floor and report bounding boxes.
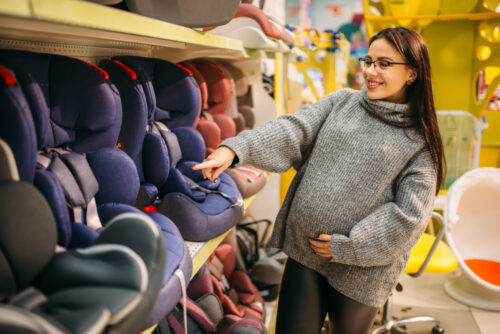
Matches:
[390,271,500,334]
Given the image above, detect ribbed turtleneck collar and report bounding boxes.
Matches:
[359,85,414,128]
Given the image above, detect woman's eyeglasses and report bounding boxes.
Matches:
[358,58,410,72]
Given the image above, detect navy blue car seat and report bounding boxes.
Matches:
[0,50,192,328]
[99,56,243,242]
[0,68,166,333]
[0,49,124,248]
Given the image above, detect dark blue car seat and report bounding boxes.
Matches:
[100,56,243,242]
[0,51,192,328]
[0,68,166,333]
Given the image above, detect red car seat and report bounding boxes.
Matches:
[194,61,236,142]
[208,243,266,332]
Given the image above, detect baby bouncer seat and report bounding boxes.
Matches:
[443,167,500,311]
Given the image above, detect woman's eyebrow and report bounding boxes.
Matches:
[376,56,395,61]
[365,55,395,61]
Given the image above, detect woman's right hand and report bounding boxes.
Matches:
[192,146,236,182]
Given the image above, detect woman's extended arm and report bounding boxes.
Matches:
[193,89,349,181]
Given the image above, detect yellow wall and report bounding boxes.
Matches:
[423,21,476,111]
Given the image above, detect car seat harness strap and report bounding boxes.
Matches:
[37,148,102,229]
[147,121,242,207]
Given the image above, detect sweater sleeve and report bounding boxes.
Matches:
[219,89,350,173]
[329,149,437,267]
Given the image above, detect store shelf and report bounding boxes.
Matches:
[0,0,279,283]
[187,193,258,278]
[0,0,247,62]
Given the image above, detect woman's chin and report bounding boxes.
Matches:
[366,90,383,100]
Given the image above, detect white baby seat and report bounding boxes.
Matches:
[443,167,500,311]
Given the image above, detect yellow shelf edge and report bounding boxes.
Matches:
[0,0,31,18]
[29,0,244,53]
[190,230,230,279]
[365,12,500,22]
[141,324,157,334]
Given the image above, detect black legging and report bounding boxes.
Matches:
[275,258,378,334]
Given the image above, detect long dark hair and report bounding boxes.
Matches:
[370,27,445,194]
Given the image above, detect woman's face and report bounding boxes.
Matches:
[363,38,416,103]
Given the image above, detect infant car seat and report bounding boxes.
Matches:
[0,136,166,334]
[0,50,191,328]
[100,56,243,242]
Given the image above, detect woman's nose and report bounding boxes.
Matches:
[365,64,378,76]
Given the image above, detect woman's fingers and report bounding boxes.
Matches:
[192,159,218,171]
[192,146,236,181]
[309,237,332,258]
[314,250,332,257]
[213,165,228,181]
[316,234,332,242]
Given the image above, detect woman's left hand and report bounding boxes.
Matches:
[309,234,334,263]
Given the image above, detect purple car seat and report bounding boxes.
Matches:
[99,55,243,242]
[0,50,192,329]
[0,65,167,333]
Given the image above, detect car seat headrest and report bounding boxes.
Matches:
[98,59,148,168]
[0,66,37,182]
[223,63,248,97]
[194,62,230,115]
[0,50,122,153]
[181,61,208,111]
[215,63,238,119]
[0,139,57,294]
[113,56,201,128]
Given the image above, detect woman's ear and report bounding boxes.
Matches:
[409,68,417,82]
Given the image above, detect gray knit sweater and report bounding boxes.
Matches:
[221,87,437,307]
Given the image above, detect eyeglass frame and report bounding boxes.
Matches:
[358,57,410,71]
